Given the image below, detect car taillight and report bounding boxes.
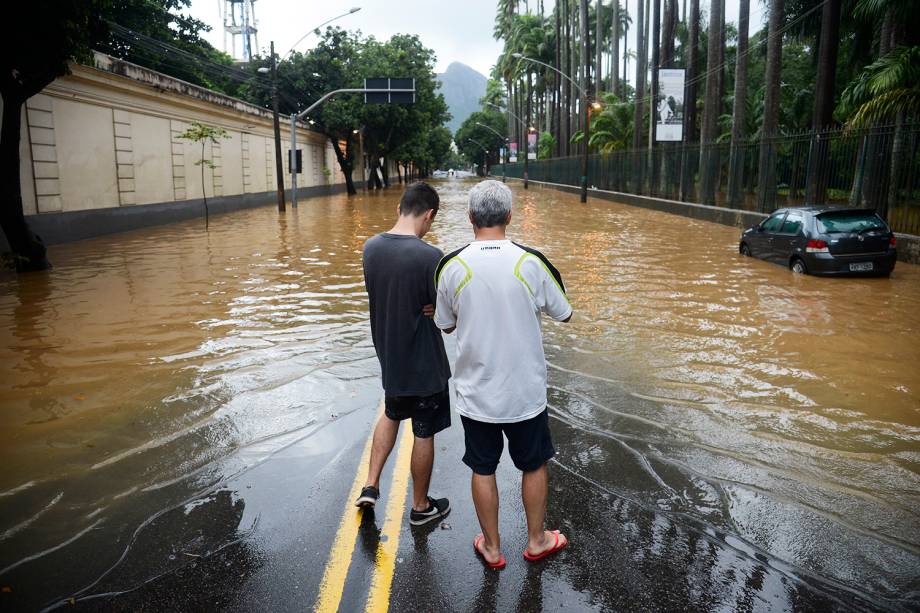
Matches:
[806,239,829,253]
[890,236,897,247]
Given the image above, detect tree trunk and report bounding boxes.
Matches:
[633,0,646,151]
[661,0,676,67]
[679,0,700,200]
[727,0,750,207]
[555,4,563,156]
[596,0,604,93]
[805,0,841,204]
[699,0,723,205]
[0,90,51,271]
[330,138,357,195]
[757,0,784,212]
[612,0,620,96]
[650,0,661,195]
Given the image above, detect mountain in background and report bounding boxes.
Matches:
[436,62,488,136]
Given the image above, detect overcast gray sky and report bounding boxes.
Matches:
[189,1,766,81]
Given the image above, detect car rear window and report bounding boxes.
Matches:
[816,211,887,234]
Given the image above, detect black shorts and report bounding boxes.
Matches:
[384,387,451,438]
[460,409,555,475]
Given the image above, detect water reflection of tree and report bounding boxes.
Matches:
[11,270,66,423]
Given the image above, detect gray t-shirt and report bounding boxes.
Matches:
[363,233,451,396]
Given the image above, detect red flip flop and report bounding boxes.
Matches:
[523,530,568,562]
[473,534,507,569]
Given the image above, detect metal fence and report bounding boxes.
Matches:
[502,124,920,236]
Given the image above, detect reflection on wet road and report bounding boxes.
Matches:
[0,179,918,610]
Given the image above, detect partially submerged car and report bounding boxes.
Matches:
[739,206,897,276]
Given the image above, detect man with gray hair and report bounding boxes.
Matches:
[434,180,572,569]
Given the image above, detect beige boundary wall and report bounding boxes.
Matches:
[7,53,347,225]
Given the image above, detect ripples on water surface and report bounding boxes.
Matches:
[0,179,918,609]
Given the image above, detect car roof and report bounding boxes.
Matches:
[773,205,879,216]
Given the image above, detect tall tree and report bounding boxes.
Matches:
[595,1,602,93]
[632,0,646,150]
[611,0,621,95]
[2,1,105,271]
[679,0,700,200]
[661,0,677,66]
[805,0,842,203]
[699,0,724,205]
[727,0,751,206]
[757,0,785,212]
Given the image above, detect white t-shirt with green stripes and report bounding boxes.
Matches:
[434,239,572,423]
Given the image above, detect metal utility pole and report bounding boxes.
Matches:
[270,42,285,211]
[289,82,416,207]
[290,113,298,207]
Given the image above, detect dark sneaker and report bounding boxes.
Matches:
[409,496,450,526]
[355,486,379,508]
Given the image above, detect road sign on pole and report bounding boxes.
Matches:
[364,78,416,104]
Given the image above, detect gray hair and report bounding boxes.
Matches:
[468,180,513,228]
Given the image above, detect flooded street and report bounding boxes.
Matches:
[1,179,919,611]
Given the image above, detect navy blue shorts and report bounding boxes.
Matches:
[460,409,555,475]
[384,387,451,438]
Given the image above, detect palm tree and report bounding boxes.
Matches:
[727,0,751,206]
[611,0,620,95]
[632,0,646,150]
[679,0,700,200]
[699,0,724,205]
[839,46,920,127]
[804,0,842,204]
[582,92,634,150]
[757,0,785,212]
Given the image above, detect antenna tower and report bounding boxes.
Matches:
[221,0,259,61]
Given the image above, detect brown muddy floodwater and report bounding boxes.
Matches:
[1,178,919,609]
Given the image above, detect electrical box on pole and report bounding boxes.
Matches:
[364,78,416,104]
[288,149,302,173]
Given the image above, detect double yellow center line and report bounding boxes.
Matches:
[314,400,413,613]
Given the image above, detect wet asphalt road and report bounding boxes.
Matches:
[3,179,918,612]
[61,339,881,613]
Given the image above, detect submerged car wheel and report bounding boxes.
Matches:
[790,258,807,274]
[739,242,752,257]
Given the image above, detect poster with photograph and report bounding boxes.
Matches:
[655,69,685,142]
[527,132,537,160]
[509,142,518,163]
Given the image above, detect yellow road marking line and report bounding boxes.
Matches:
[314,400,382,613]
[365,426,414,613]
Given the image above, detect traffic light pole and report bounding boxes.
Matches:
[289,86,415,206]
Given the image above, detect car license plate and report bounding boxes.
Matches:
[849,262,873,272]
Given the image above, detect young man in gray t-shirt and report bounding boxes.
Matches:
[355,182,451,526]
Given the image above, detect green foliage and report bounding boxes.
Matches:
[537,132,556,159]
[839,46,920,127]
[455,109,507,167]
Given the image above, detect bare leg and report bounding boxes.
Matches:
[523,463,566,555]
[471,472,502,563]
[410,436,434,511]
[365,415,399,489]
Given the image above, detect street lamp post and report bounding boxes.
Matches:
[474,121,509,182]
[280,7,362,208]
[466,138,490,176]
[513,52,595,203]
[485,102,535,188]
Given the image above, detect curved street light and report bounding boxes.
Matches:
[465,138,490,176]
[513,52,599,203]
[475,121,509,182]
[484,102,537,188]
[286,7,362,57]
